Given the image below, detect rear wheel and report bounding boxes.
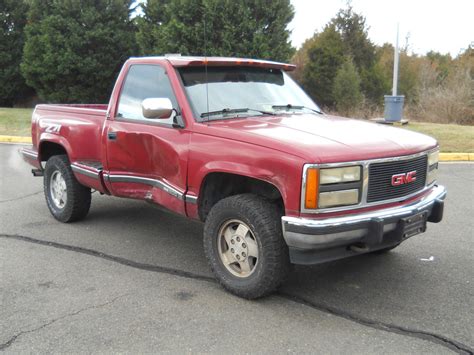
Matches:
[44,155,91,222]
[203,194,290,299]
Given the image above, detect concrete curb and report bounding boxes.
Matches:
[0,135,472,161]
[439,153,473,161]
[0,135,32,144]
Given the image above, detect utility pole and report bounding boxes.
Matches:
[392,23,399,96]
[382,23,406,123]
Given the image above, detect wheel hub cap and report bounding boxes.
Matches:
[229,235,248,261]
[50,170,67,209]
[217,219,259,278]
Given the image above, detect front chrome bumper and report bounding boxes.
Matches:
[282,185,447,264]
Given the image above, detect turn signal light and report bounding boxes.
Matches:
[305,168,319,209]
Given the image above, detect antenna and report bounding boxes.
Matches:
[203,5,210,122]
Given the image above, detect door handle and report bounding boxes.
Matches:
[108,132,117,141]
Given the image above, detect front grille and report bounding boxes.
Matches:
[367,155,427,203]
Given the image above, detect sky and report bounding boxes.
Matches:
[289,0,473,57]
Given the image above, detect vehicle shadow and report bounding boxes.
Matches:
[82,195,418,311]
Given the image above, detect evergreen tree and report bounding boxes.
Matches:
[331,5,388,103]
[301,24,345,107]
[21,0,137,103]
[331,6,375,71]
[359,62,390,105]
[333,59,362,115]
[295,4,389,107]
[137,0,295,62]
[0,0,33,106]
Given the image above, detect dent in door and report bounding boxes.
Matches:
[108,131,180,178]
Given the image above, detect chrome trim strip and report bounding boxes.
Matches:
[301,147,439,214]
[361,164,369,204]
[184,195,198,204]
[115,116,175,127]
[21,149,38,159]
[36,105,107,114]
[107,174,184,199]
[71,164,100,179]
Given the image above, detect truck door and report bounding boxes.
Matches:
[105,64,190,215]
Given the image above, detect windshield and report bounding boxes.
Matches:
[178,66,321,121]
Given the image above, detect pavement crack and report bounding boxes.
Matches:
[0,234,215,283]
[0,191,43,203]
[0,293,128,351]
[278,292,473,355]
[1,233,472,354]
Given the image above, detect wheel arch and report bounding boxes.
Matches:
[38,138,70,163]
[197,171,285,222]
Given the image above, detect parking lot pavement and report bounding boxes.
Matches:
[1,143,473,353]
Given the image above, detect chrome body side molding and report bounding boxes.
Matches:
[104,173,198,204]
[71,163,101,179]
[21,149,39,160]
[184,194,198,204]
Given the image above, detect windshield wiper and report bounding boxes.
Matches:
[272,104,322,114]
[200,108,276,119]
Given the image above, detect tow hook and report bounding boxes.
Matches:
[349,243,369,253]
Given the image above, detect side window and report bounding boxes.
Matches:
[117,64,178,125]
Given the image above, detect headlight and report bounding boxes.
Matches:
[428,150,439,166]
[320,166,361,184]
[303,165,362,210]
[319,189,359,208]
[427,149,439,185]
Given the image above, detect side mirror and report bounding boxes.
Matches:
[141,98,173,119]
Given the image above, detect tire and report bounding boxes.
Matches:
[203,194,290,299]
[372,243,400,254]
[44,155,91,222]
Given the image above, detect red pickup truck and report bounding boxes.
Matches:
[21,56,446,298]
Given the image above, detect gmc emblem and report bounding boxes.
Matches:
[391,171,417,186]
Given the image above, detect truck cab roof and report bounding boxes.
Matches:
[127,55,296,71]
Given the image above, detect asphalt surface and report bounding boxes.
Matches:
[1,143,473,354]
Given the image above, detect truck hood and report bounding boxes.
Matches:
[198,114,438,163]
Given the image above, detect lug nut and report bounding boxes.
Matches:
[242,252,246,257]
[242,243,246,248]
[231,248,234,253]
[231,240,235,244]
[236,255,240,260]
[236,237,240,242]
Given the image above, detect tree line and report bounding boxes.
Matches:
[291,6,473,124]
[1,0,294,105]
[1,1,472,124]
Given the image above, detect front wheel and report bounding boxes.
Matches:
[203,194,290,299]
[44,155,91,222]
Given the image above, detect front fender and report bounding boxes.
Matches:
[187,134,305,216]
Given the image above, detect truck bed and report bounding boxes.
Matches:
[32,103,108,165]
